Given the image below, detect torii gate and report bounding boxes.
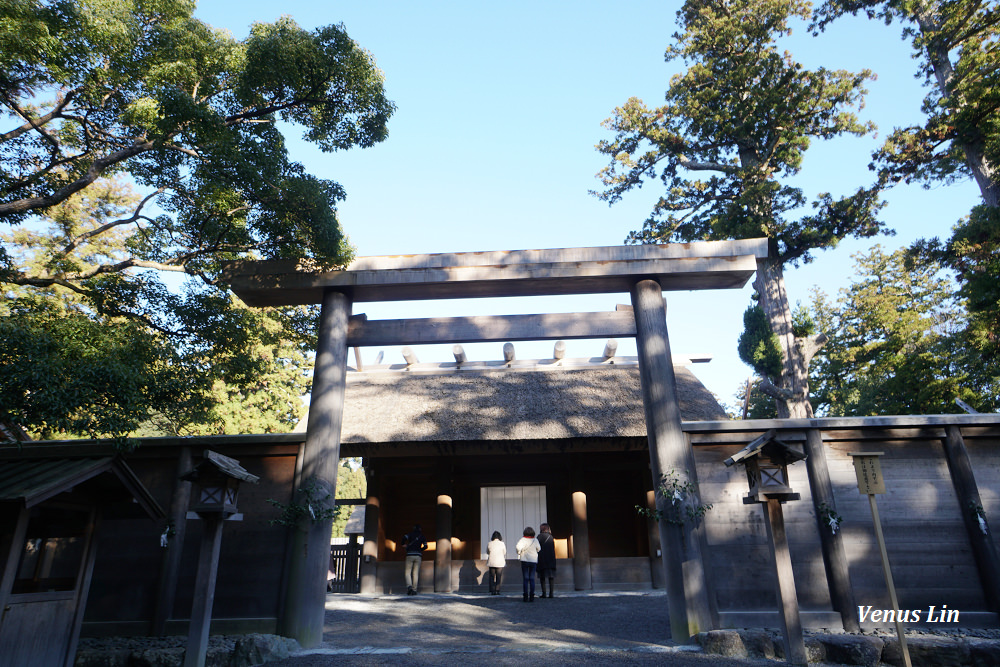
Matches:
[224,238,769,647]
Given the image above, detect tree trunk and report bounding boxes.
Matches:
[917,6,999,207]
[754,258,813,419]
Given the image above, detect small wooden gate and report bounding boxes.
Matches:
[328,538,361,593]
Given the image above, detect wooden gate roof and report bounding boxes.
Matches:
[0,457,164,518]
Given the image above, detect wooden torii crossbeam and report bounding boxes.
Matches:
[223,239,768,647]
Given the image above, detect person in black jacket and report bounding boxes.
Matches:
[537,522,556,598]
[402,524,428,595]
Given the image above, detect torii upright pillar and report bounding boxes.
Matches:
[282,289,351,647]
[631,279,714,643]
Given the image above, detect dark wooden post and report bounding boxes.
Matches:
[570,466,592,590]
[645,489,665,590]
[631,279,713,642]
[943,425,1000,612]
[183,516,224,667]
[282,290,351,647]
[434,491,453,592]
[803,428,859,632]
[152,446,193,636]
[763,499,807,666]
[346,535,360,594]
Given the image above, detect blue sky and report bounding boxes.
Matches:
[195,1,981,409]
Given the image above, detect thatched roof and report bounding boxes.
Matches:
[337,363,727,443]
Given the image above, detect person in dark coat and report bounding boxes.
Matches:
[402,524,428,595]
[536,522,556,598]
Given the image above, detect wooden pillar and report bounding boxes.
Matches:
[66,508,100,667]
[645,489,665,590]
[183,516,224,667]
[803,428,860,632]
[943,425,1000,612]
[359,486,380,594]
[570,488,592,590]
[763,499,807,666]
[152,446,193,636]
[434,489,453,592]
[281,290,351,647]
[570,467,594,591]
[631,279,713,642]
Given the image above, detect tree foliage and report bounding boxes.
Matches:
[814,0,999,206]
[594,0,887,417]
[0,1,393,438]
[815,0,999,379]
[331,460,367,539]
[806,246,987,415]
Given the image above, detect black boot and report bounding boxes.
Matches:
[523,592,529,602]
[529,592,535,602]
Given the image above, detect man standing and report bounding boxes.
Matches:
[402,524,428,595]
[537,523,556,598]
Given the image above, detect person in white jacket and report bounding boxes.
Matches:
[486,531,507,595]
[515,526,541,602]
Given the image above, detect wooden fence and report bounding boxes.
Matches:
[328,541,361,594]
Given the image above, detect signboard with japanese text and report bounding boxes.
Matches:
[850,452,886,495]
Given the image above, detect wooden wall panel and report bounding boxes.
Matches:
[18,414,991,634]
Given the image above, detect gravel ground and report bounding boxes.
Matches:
[78,590,1000,667]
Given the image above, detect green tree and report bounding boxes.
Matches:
[331,459,367,539]
[814,0,998,206]
[807,246,978,415]
[0,294,184,441]
[2,175,316,439]
[814,1,1000,363]
[0,1,393,438]
[730,376,779,419]
[594,0,887,418]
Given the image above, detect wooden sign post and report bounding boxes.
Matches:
[850,452,911,667]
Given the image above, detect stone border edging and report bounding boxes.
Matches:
[75,633,300,667]
[698,629,1000,666]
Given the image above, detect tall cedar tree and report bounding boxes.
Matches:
[815,1,1000,359]
[594,0,887,417]
[0,0,393,439]
[808,246,977,415]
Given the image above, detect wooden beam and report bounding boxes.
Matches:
[803,429,860,632]
[553,340,566,360]
[943,425,1000,612]
[184,515,224,667]
[764,498,808,666]
[603,339,618,360]
[401,347,418,366]
[452,345,467,364]
[223,239,768,306]
[346,311,637,347]
[152,447,194,636]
